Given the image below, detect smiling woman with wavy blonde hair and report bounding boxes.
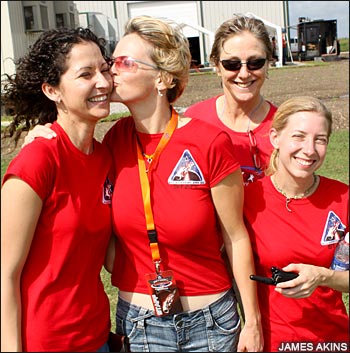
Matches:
[244,96,348,351]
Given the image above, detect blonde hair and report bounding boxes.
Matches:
[210,14,273,66]
[124,15,191,103]
[266,96,333,175]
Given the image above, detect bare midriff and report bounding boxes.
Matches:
[118,290,227,312]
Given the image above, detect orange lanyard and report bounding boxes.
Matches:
[136,107,178,272]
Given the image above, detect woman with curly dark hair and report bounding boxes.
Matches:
[1,27,114,351]
[22,16,263,352]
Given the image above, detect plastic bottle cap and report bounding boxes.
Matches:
[345,232,349,243]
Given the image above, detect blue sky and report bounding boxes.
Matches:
[288,1,349,38]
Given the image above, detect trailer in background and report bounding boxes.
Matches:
[297,17,338,61]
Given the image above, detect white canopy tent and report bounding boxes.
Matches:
[172,12,291,68]
[245,12,285,67]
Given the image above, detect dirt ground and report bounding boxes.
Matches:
[1,59,349,161]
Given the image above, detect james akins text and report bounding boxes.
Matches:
[278,342,349,352]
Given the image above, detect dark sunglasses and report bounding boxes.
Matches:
[220,58,267,71]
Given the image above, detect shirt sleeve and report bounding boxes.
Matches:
[207,130,240,188]
[3,140,56,200]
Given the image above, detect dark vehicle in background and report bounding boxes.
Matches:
[297,17,338,61]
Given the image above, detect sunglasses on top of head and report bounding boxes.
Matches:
[108,56,158,72]
[220,58,267,71]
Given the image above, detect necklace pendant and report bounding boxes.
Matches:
[285,198,292,212]
[142,152,153,165]
[145,157,152,173]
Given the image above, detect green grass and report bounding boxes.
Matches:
[339,38,349,53]
[1,160,8,179]
[100,111,130,122]
[100,268,118,331]
[1,127,348,332]
[318,129,349,183]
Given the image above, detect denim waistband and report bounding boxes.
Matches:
[117,288,235,319]
[116,287,240,351]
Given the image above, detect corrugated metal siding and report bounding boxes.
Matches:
[1,1,286,78]
[198,1,284,63]
[74,1,116,18]
[114,1,284,56]
[114,1,284,34]
[1,1,14,77]
[1,1,28,77]
[201,1,284,32]
[115,1,133,36]
[74,1,118,53]
[1,1,62,77]
[128,1,199,37]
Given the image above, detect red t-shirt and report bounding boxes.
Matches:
[185,95,277,185]
[103,116,240,296]
[3,122,113,352]
[243,176,349,351]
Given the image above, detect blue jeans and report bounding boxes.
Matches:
[115,288,240,352]
[96,342,109,352]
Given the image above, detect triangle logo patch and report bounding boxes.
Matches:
[168,149,205,185]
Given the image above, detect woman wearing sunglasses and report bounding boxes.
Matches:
[20,15,263,352]
[186,14,277,186]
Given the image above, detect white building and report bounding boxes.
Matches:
[114,1,287,67]
[1,1,78,78]
[1,1,288,78]
[75,1,118,55]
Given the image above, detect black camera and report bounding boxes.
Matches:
[250,266,299,285]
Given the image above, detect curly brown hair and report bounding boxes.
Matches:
[1,27,108,143]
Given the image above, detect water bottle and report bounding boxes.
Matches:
[330,232,349,271]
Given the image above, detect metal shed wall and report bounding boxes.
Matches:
[74,1,117,18]
[115,1,284,35]
[200,1,285,32]
[200,1,285,62]
[114,1,285,65]
[1,1,286,77]
[128,1,199,37]
[1,1,29,77]
[1,1,63,77]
